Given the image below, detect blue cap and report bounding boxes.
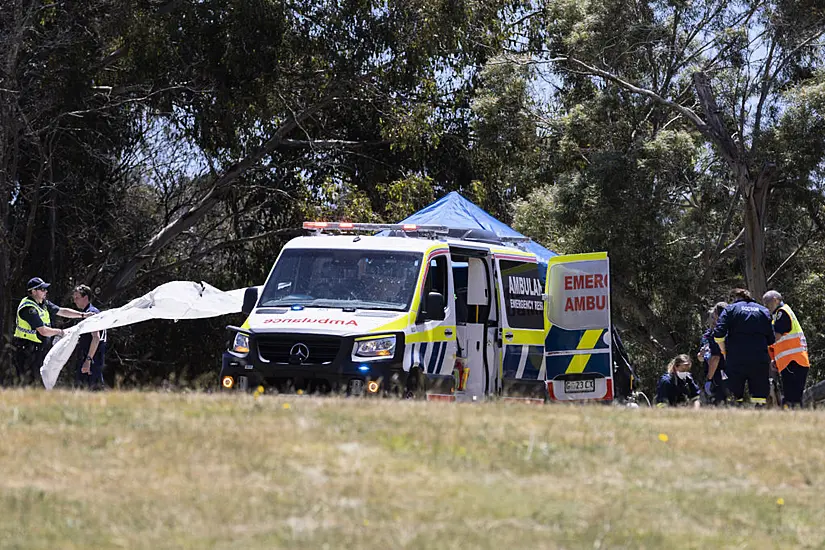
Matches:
[27,277,50,291]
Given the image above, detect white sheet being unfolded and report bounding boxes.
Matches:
[40,281,247,389]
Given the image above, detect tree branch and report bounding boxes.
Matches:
[277,139,391,150]
[98,95,332,302]
[562,56,710,133]
[767,230,816,284]
[127,228,302,290]
[719,228,744,256]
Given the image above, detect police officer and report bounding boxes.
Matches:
[72,284,106,390]
[713,288,775,407]
[699,301,728,405]
[12,277,93,386]
[655,354,701,407]
[762,290,810,408]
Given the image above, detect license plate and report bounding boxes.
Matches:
[564,379,595,393]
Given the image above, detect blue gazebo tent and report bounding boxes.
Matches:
[398,192,557,274]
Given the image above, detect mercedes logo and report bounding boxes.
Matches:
[290,343,310,363]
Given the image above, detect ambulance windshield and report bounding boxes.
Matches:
[259,248,422,311]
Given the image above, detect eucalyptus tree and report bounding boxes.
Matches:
[511,0,825,363]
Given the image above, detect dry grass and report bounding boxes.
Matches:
[1,390,825,549]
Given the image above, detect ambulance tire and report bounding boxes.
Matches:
[403,367,426,400]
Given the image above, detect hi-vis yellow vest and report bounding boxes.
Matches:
[14,297,51,344]
[770,304,810,371]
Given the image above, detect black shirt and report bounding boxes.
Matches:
[78,304,106,362]
[773,307,792,334]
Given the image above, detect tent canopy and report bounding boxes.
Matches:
[398,192,557,269]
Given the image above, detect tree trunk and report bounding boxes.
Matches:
[693,72,773,299]
[742,187,768,299]
[739,162,774,298]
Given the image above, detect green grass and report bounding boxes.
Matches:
[1,390,825,549]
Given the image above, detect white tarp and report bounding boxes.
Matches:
[40,281,247,389]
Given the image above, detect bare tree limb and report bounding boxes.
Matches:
[562,56,711,134]
[98,93,333,301]
[278,139,391,150]
[767,230,816,283]
[127,228,302,290]
[719,227,744,256]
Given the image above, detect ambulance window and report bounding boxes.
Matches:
[499,260,544,330]
[420,256,448,317]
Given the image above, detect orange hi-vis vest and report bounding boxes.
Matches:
[769,303,809,372]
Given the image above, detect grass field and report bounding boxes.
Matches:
[1,390,825,549]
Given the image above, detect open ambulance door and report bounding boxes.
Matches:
[495,255,548,402]
[543,252,613,402]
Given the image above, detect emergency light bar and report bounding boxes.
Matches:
[302,221,449,235]
[498,235,532,243]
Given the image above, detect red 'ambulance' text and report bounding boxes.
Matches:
[563,274,608,312]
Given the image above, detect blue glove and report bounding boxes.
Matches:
[704,381,713,395]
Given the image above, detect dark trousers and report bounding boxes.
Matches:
[704,364,728,405]
[13,339,47,387]
[726,362,770,404]
[75,352,106,390]
[781,361,809,406]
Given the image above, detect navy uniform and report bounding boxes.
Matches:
[655,372,700,407]
[76,302,106,390]
[713,298,775,406]
[700,328,727,404]
[12,278,60,385]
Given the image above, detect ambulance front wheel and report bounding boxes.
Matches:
[403,368,426,400]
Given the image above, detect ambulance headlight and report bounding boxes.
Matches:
[353,336,396,359]
[232,332,250,354]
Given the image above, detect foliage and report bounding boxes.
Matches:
[1,0,824,394]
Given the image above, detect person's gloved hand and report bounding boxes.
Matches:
[704,380,714,395]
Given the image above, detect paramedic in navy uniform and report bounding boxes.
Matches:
[655,354,700,407]
[713,288,774,407]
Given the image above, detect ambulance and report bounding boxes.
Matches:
[219,222,616,402]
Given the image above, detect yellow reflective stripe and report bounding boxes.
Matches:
[566,354,590,374]
[714,337,725,344]
[370,314,413,334]
[354,334,395,342]
[240,317,251,330]
[508,328,545,346]
[491,248,535,259]
[751,397,767,404]
[565,329,603,374]
[406,325,456,343]
[578,329,603,349]
[547,251,608,265]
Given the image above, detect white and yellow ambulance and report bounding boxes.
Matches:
[220,222,615,402]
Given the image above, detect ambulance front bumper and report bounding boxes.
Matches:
[219,331,407,394]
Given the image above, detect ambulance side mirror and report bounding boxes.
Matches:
[424,292,446,321]
[242,287,259,316]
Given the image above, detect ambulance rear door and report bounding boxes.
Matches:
[544,252,613,401]
[495,255,547,401]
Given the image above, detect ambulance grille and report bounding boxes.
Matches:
[256,334,342,365]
